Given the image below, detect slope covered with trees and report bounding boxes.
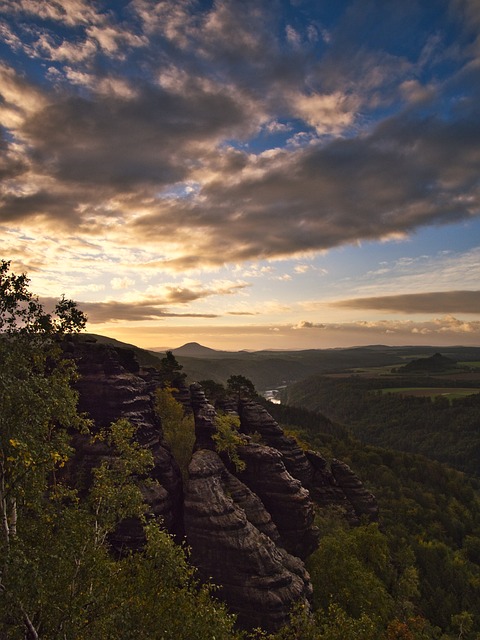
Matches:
[264,400,480,639]
[3,260,480,639]
[0,261,239,640]
[282,375,480,475]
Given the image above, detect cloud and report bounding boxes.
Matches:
[0,0,104,26]
[333,291,480,314]
[292,321,326,329]
[0,0,479,274]
[38,276,249,323]
[111,277,135,290]
[291,316,480,338]
[294,265,311,274]
[50,298,219,323]
[291,91,358,135]
[160,281,249,304]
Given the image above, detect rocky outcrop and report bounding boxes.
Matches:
[330,458,379,521]
[236,443,319,559]
[182,384,380,630]
[190,382,218,450]
[63,342,378,632]
[239,399,314,487]
[240,397,378,525]
[184,449,312,632]
[63,338,184,541]
[190,386,320,560]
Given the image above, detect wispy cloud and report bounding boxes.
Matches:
[292,316,480,338]
[41,297,219,323]
[333,291,480,314]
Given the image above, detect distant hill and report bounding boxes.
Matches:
[170,342,223,357]
[84,336,480,392]
[400,352,458,373]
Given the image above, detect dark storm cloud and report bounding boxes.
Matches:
[333,291,480,314]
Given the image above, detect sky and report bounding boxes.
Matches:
[1,0,480,351]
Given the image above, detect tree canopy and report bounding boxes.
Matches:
[0,262,239,639]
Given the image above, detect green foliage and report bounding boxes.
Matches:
[257,602,379,640]
[158,350,187,387]
[89,418,155,538]
[0,260,87,338]
[1,409,238,639]
[99,522,240,640]
[155,387,195,482]
[227,374,257,398]
[199,379,227,404]
[0,260,88,547]
[213,412,247,472]
[269,396,480,638]
[306,523,395,628]
[282,374,480,475]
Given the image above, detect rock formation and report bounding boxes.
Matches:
[63,339,378,632]
[239,397,378,525]
[184,449,312,631]
[238,398,314,487]
[184,384,378,630]
[62,337,184,543]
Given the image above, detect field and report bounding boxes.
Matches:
[458,361,480,369]
[380,387,480,401]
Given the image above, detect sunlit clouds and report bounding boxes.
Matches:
[1,0,480,349]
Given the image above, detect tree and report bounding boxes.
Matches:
[227,374,257,399]
[0,260,88,637]
[0,262,241,639]
[306,523,395,630]
[198,379,227,404]
[158,351,186,388]
[0,261,88,545]
[213,412,247,472]
[155,388,195,482]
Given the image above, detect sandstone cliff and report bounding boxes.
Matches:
[63,338,184,544]
[64,338,378,632]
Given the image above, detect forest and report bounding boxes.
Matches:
[2,259,480,639]
[281,375,480,475]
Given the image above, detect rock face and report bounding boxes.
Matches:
[236,443,319,559]
[63,338,184,542]
[184,449,312,632]
[330,458,379,521]
[184,385,378,630]
[239,397,378,525]
[64,342,378,632]
[238,399,314,487]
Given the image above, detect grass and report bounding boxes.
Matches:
[380,387,480,401]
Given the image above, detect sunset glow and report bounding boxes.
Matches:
[1,0,480,350]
